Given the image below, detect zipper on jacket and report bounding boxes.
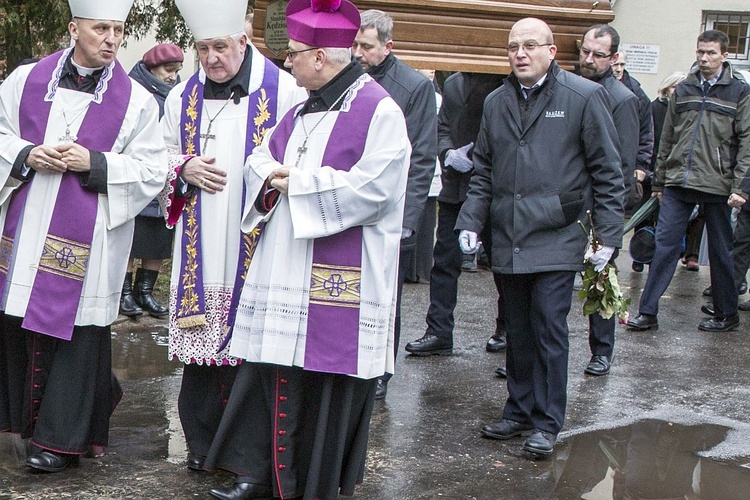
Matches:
[716,146,725,176]
[683,82,707,186]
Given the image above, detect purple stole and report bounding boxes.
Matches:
[174,62,279,329]
[0,50,130,340]
[268,76,386,375]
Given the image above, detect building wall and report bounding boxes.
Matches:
[611,0,750,98]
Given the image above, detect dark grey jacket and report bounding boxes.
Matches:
[621,70,655,173]
[369,53,437,233]
[437,72,504,204]
[595,69,640,209]
[456,62,624,274]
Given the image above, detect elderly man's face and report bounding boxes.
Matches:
[195,35,247,84]
[150,62,182,86]
[579,31,615,79]
[352,27,391,71]
[283,39,321,90]
[69,18,124,68]
[508,20,556,87]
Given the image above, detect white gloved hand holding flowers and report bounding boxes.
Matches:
[578,211,630,322]
[584,244,615,272]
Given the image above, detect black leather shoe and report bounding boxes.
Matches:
[631,261,644,272]
[209,482,273,500]
[741,281,748,295]
[522,430,556,457]
[495,366,507,378]
[481,419,534,440]
[703,286,712,297]
[134,268,169,318]
[486,331,507,352]
[187,454,205,471]
[699,314,740,332]
[375,378,388,400]
[739,299,750,311]
[26,450,79,473]
[119,272,143,318]
[627,313,658,331]
[584,355,612,376]
[701,302,715,316]
[405,334,453,356]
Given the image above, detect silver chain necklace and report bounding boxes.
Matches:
[201,91,235,152]
[59,105,90,143]
[294,87,350,168]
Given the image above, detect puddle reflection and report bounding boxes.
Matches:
[554,419,750,499]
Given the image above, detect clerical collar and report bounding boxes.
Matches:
[58,52,105,94]
[300,61,364,116]
[203,46,253,101]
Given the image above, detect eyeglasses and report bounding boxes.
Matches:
[507,41,552,54]
[284,46,319,61]
[580,47,612,60]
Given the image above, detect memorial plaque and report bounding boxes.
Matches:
[264,0,289,56]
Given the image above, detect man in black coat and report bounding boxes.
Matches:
[353,9,437,399]
[577,24,639,377]
[456,17,624,457]
[406,72,507,364]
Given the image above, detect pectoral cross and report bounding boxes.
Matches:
[58,128,77,143]
[294,138,310,168]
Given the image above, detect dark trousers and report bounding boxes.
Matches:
[733,210,750,289]
[0,316,121,453]
[639,188,737,317]
[587,248,619,358]
[500,271,574,434]
[178,363,238,459]
[425,201,504,341]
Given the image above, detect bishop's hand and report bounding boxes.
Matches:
[181,155,226,194]
[27,145,66,173]
[269,167,291,195]
[56,142,91,172]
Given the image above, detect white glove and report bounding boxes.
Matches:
[584,245,615,272]
[458,230,479,254]
[445,142,474,173]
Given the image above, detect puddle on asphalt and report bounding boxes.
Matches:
[554,419,750,499]
[109,322,187,464]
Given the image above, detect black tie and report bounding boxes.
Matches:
[703,80,711,95]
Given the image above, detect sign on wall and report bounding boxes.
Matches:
[265,0,289,56]
[621,43,660,74]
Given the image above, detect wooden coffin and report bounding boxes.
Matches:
[251,0,614,74]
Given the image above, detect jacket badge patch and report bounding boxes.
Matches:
[545,111,565,118]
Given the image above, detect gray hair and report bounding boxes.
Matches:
[323,47,352,65]
[359,10,393,44]
[658,71,687,99]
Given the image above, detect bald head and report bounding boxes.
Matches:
[508,17,556,86]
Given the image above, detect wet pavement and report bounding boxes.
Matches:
[3,248,750,499]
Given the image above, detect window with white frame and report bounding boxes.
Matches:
[703,12,749,61]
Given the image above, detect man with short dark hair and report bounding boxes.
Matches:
[457,17,623,458]
[0,0,167,472]
[352,9,437,399]
[628,29,750,333]
[577,24,639,376]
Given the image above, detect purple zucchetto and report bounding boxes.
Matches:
[286,0,360,48]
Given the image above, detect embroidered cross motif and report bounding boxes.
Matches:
[323,273,347,297]
[55,246,77,268]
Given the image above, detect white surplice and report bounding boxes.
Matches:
[230,79,411,380]
[0,61,167,327]
[161,45,306,365]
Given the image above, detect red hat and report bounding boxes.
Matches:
[286,0,360,48]
[142,44,184,70]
